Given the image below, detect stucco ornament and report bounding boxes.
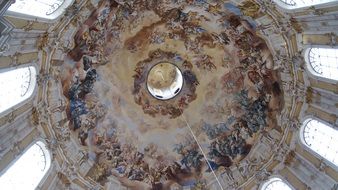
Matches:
[52,0,290,189]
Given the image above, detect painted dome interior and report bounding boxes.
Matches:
[60,0,283,188]
[1,0,338,190]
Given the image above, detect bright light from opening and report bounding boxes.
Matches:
[7,0,70,20]
[302,119,338,166]
[147,63,183,100]
[0,141,51,190]
[277,0,337,9]
[261,177,293,190]
[0,66,36,114]
[308,48,338,81]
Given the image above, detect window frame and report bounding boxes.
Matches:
[299,116,338,170]
[259,176,294,190]
[304,46,338,84]
[0,64,38,119]
[4,0,75,22]
[0,140,52,189]
[273,0,338,11]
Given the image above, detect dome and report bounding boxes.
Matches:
[1,0,338,190]
[146,62,183,100]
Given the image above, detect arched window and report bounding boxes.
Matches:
[307,47,338,81]
[0,66,37,114]
[0,141,51,190]
[275,0,338,9]
[301,118,338,166]
[6,0,74,20]
[261,177,293,190]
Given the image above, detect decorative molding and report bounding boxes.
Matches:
[37,73,52,87]
[4,111,15,124]
[308,6,326,16]
[21,19,38,31]
[0,0,14,55]
[254,169,271,184]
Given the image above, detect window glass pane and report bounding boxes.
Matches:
[7,0,65,19]
[0,66,36,114]
[0,141,51,190]
[302,119,338,166]
[279,0,297,6]
[277,0,337,9]
[261,177,293,190]
[308,48,338,81]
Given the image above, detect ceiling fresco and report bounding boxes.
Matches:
[60,0,284,189]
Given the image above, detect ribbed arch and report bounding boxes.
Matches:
[0,66,37,114]
[261,177,293,190]
[301,118,338,166]
[0,141,51,190]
